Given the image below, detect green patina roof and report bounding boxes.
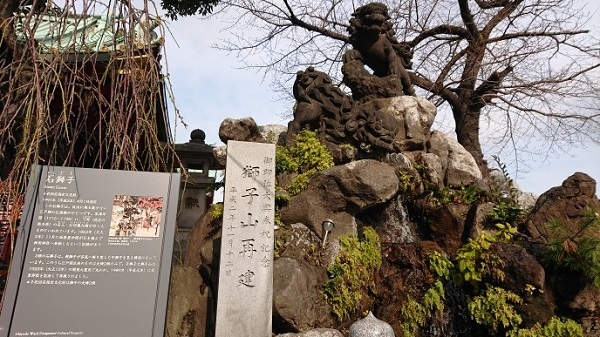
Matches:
[14,6,162,55]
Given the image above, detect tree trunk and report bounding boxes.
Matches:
[452,105,490,177]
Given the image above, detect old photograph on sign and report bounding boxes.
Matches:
[110,195,163,237]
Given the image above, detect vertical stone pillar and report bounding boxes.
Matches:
[214,140,276,337]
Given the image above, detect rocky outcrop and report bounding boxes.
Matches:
[166,266,211,337]
[273,258,335,332]
[218,116,264,143]
[489,243,554,328]
[416,202,470,254]
[260,124,287,145]
[388,96,436,149]
[427,131,483,188]
[525,172,599,244]
[280,159,400,240]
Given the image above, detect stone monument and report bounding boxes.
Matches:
[214,140,276,337]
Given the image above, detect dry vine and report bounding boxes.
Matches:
[0,0,180,293]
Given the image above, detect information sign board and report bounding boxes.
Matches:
[0,166,180,337]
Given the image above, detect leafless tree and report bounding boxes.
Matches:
[212,0,600,172]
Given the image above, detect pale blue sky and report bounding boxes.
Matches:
[162,0,600,196]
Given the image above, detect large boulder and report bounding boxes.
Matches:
[218,117,264,143]
[280,160,400,240]
[273,258,335,332]
[416,202,470,254]
[415,152,444,187]
[488,243,554,327]
[166,266,211,337]
[388,96,436,147]
[427,131,482,188]
[260,124,287,145]
[525,172,599,244]
[277,223,322,260]
[525,172,600,322]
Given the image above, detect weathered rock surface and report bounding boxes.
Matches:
[525,172,599,244]
[260,124,287,145]
[490,242,545,291]
[551,269,600,319]
[276,329,344,337]
[166,266,210,337]
[465,202,495,240]
[212,145,227,166]
[280,160,400,240]
[427,131,482,188]
[569,283,600,316]
[278,223,322,260]
[273,257,335,332]
[415,152,444,187]
[489,242,554,328]
[416,203,470,254]
[388,96,436,146]
[218,116,264,143]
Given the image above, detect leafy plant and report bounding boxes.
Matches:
[276,129,334,196]
[397,170,415,196]
[543,208,600,287]
[399,284,447,337]
[208,202,223,218]
[459,184,485,204]
[425,183,484,207]
[399,251,451,337]
[468,285,523,333]
[506,316,584,337]
[427,250,454,280]
[486,156,526,225]
[324,227,382,321]
[490,155,520,204]
[489,202,525,226]
[455,223,516,286]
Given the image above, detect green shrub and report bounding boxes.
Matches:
[324,227,382,321]
[425,184,484,207]
[506,316,584,337]
[400,296,428,337]
[489,202,525,225]
[427,250,454,280]
[455,225,514,286]
[397,170,415,196]
[276,129,334,196]
[468,285,523,333]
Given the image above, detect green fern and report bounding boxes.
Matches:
[507,316,583,337]
[324,227,382,321]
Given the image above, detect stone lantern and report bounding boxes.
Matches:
[173,129,224,258]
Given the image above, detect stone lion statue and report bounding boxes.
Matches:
[286,67,400,161]
[286,67,354,147]
[345,2,415,96]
